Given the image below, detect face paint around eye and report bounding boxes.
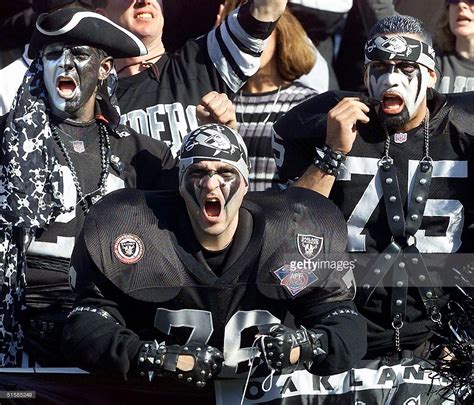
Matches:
[42,44,104,120]
[367,62,430,130]
[180,162,247,241]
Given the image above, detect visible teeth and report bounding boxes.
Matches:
[137,13,152,19]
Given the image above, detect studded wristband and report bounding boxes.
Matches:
[136,340,166,381]
[314,144,346,176]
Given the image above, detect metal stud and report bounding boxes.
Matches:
[398,262,405,268]
[385,254,391,260]
[389,196,396,202]
[385,178,393,184]
[363,284,370,289]
[419,178,427,185]
[393,215,400,222]
[412,258,419,265]
[374,268,381,274]
[396,299,403,306]
[419,275,426,281]
[426,291,433,299]
[139,357,145,363]
[410,214,418,221]
[187,377,193,383]
[267,343,273,348]
[416,196,423,203]
[268,352,274,356]
[276,361,282,367]
[178,374,183,379]
[396,281,404,287]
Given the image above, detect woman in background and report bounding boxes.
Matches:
[223,0,319,191]
[436,0,474,93]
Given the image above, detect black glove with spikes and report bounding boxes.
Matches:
[136,341,224,388]
[257,324,326,374]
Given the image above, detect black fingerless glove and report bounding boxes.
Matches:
[257,324,326,374]
[136,341,224,388]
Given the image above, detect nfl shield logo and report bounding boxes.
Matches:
[394,132,407,144]
[272,265,319,297]
[297,234,323,260]
[72,140,85,153]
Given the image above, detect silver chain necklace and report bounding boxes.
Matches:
[381,110,431,164]
[51,121,111,214]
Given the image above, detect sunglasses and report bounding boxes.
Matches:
[448,0,474,4]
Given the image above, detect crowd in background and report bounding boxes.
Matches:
[0,1,473,404]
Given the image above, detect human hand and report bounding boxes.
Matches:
[197,91,237,129]
[326,97,370,155]
[256,324,322,374]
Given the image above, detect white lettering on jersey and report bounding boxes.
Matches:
[121,103,198,157]
[154,308,280,378]
[28,167,126,259]
[438,75,474,93]
[341,158,467,253]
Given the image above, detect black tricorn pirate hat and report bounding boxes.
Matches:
[29,8,148,59]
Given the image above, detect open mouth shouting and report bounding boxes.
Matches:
[202,195,224,223]
[56,75,78,99]
[381,92,405,115]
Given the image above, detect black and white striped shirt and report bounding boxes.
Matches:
[234,82,317,191]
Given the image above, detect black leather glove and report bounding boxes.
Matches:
[136,341,224,388]
[257,324,326,374]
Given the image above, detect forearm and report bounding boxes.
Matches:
[294,164,336,198]
[62,298,143,379]
[296,300,367,375]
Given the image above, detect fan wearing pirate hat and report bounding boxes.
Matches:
[273,14,474,403]
[0,8,179,368]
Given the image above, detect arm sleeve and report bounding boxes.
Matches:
[288,194,367,374]
[62,228,144,379]
[207,2,278,92]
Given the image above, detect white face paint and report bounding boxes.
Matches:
[367,60,430,120]
[42,43,103,120]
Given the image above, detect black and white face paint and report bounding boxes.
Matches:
[367,60,431,128]
[42,43,104,118]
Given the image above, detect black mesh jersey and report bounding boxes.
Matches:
[64,187,365,390]
[273,89,474,353]
[26,121,177,311]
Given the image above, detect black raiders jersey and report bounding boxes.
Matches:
[273,90,474,255]
[117,3,275,157]
[26,121,177,311]
[63,187,365,399]
[273,89,474,352]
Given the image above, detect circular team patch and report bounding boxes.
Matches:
[113,234,144,264]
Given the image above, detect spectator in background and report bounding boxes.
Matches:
[0,0,94,116]
[222,1,318,191]
[436,0,474,93]
[0,0,34,68]
[93,0,287,157]
[287,0,353,90]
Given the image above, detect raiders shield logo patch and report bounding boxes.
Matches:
[297,234,323,260]
[113,234,144,264]
[272,265,319,297]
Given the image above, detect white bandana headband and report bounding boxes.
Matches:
[365,35,436,71]
[179,124,250,185]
